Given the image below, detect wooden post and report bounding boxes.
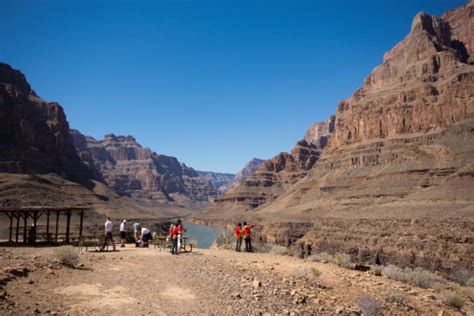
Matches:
[55,211,60,243]
[46,211,50,242]
[8,213,13,242]
[33,211,39,245]
[23,212,28,244]
[65,210,71,244]
[15,214,20,243]
[79,209,84,241]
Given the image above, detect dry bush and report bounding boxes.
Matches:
[292,267,321,283]
[335,253,352,268]
[213,227,234,249]
[292,247,304,259]
[444,293,465,311]
[356,295,381,316]
[385,291,408,306]
[308,252,336,264]
[55,246,80,268]
[381,265,445,288]
[373,265,383,276]
[450,268,474,286]
[270,245,288,256]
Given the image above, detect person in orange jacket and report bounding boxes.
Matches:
[234,223,242,251]
[242,222,255,252]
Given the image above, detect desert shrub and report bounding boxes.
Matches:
[308,252,336,264]
[385,291,407,306]
[356,295,381,316]
[213,227,234,249]
[444,294,465,311]
[55,246,80,268]
[293,267,321,283]
[335,253,352,268]
[381,265,445,289]
[450,268,474,286]
[373,265,383,276]
[270,245,288,256]
[292,247,304,259]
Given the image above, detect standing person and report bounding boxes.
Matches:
[119,219,127,248]
[242,222,255,252]
[133,221,141,243]
[170,224,179,255]
[234,223,242,251]
[102,217,114,250]
[176,219,184,254]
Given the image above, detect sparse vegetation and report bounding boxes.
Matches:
[385,291,408,306]
[55,246,80,268]
[213,227,234,249]
[270,245,288,256]
[308,252,336,264]
[335,253,352,268]
[356,295,381,316]
[381,265,445,288]
[450,268,473,286]
[292,267,321,283]
[373,265,383,276]
[444,293,465,311]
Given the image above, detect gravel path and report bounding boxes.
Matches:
[0,246,471,315]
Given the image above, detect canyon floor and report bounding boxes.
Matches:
[0,246,472,315]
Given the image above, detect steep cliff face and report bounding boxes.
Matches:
[71,130,217,209]
[199,4,474,276]
[202,120,334,216]
[0,63,92,184]
[252,7,474,275]
[196,171,235,193]
[442,0,474,63]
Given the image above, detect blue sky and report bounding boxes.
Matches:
[0,0,466,173]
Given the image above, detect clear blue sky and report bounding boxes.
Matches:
[0,0,466,173]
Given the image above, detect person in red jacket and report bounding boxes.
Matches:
[234,223,242,251]
[170,224,179,255]
[242,222,255,252]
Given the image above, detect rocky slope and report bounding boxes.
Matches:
[0,63,92,185]
[71,130,218,210]
[200,121,334,218]
[196,171,235,193]
[199,3,474,278]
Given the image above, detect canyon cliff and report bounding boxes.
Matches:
[71,130,218,210]
[199,2,474,278]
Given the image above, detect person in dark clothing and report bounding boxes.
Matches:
[28,224,36,245]
[234,223,242,251]
[242,222,255,252]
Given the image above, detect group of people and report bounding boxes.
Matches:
[102,217,153,249]
[234,222,255,252]
[169,219,185,255]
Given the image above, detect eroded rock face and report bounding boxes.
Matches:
[0,63,92,184]
[199,3,474,276]
[197,171,235,193]
[71,130,217,207]
[207,120,334,213]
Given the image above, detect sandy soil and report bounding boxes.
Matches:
[0,246,472,315]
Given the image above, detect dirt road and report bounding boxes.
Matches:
[0,246,471,315]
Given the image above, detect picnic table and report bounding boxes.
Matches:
[153,235,194,253]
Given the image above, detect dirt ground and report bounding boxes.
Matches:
[0,245,472,315]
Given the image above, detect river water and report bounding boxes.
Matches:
[182,221,223,249]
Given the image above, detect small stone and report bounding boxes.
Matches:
[252,280,261,288]
[335,307,344,314]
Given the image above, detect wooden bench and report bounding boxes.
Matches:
[78,235,116,252]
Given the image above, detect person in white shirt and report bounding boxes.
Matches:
[133,221,141,242]
[119,219,127,248]
[140,227,153,247]
[102,217,115,250]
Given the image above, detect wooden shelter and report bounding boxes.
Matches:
[0,206,91,245]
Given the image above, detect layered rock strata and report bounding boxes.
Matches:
[71,130,218,209]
